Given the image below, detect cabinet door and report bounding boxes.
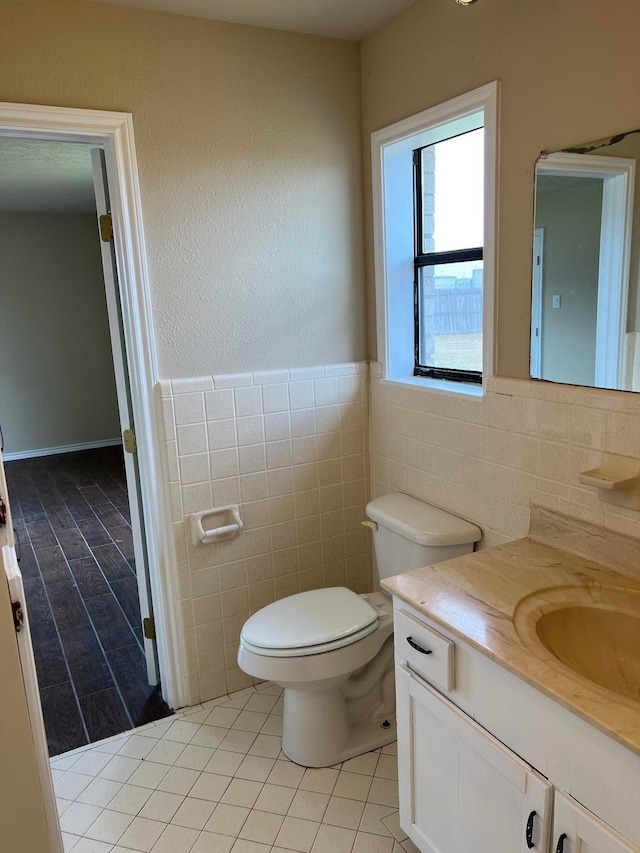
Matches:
[397,664,552,853]
[553,792,640,853]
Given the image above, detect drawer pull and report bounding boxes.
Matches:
[407,636,433,655]
[525,810,536,849]
[555,833,567,853]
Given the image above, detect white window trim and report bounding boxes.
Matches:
[371,81,500,396]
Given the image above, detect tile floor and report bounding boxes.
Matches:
[5,448,172,754]
[52,682,413,853]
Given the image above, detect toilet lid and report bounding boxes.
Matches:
[241,587,378,651]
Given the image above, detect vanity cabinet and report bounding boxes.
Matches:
[394,599,640,853]
[553,793,638,853]
[397,664,552,853]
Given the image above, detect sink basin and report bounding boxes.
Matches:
[514,585,640,701]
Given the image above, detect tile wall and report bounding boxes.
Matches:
[156,364,371,706]
[370,366,640,548]
[158,358,640,709]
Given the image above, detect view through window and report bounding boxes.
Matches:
[414,126,484,382]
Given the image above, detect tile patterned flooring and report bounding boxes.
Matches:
[5,448,172,755]
[52,683,413,853]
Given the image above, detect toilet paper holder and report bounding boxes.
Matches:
[190,505,243,546]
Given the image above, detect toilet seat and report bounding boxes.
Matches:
[240,587,378,657]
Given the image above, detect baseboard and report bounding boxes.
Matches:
[2,438,123,461]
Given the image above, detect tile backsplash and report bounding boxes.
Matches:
[156,363,371,706]
[370,366,640,547]
[158,359,640,709]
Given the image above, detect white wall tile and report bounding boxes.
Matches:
[206,390,236,421]
[235,387,263,417]
[158,363,371,705]
[289,382,315,411]
[174,393,206,426]
[262,384,290,414]
[215,373,254,390]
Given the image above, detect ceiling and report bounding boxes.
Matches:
[0,139,96,213]
[91,0,421,40]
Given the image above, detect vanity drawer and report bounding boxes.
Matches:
[395,608,454,691]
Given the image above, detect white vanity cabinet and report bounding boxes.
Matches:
[393,599,640,853]
[553,793,639,853]
[397,664,552,853]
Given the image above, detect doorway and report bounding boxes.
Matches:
[533,152,635,388]
[0,135,171,754]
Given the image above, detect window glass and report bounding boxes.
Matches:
[420,128,484,254]
[417,261,483,372]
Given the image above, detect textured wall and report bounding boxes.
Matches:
[361,0,640,378]
[0,213,120,454]
[362,0,640,555]
[0,0,365,379]
[156,363,371,705]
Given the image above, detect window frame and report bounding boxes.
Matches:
[371,82,499,397]
[412,133,484,385]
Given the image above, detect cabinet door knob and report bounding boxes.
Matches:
[407,636,432,655]
[525,810,536,849]
[555,833,567,853]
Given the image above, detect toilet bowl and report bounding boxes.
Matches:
[238,492,481,767]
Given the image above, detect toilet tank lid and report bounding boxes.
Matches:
[366,492,481,547]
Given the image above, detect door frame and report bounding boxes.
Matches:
[0,101,185,709]
[530,227,544,378]
[535,151,635,389]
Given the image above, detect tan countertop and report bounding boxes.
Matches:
[382,505,640,757]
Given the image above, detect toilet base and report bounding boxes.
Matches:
[281,680,397,767]
[279,637,397,767]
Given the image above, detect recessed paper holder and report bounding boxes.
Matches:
[190,504,243,546]
[578,453,640,510]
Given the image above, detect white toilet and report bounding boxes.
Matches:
[237,492,481,767]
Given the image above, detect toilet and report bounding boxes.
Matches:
[237,492,481,767]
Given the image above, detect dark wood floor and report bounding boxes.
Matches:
[5,446,172,756]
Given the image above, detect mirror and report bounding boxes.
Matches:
[530,128,640,391]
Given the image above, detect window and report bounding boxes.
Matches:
[372,83,498,394]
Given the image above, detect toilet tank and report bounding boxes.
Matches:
[366,492,481,581]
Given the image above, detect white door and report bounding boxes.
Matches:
[1,455,63,851]
[91,148,159,685]
[553,792,640,853]
[397,664,553,853]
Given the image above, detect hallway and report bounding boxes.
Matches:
[5,447,171,755]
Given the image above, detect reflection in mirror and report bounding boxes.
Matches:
[531,129,640,391]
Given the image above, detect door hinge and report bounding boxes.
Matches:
[143,617,156,640]
[123,428,137,454]
[12,600,24,632]
[99,213,114,243]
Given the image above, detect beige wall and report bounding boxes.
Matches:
[365,0,640,559]
[361,0,640,377]
[0,0,365,379]
[0,213,120,455]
